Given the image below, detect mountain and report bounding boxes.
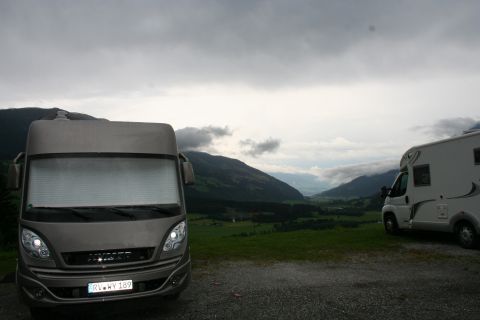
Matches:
[312,169,398,199]
[0,108,60,159]
[0,107,96,160]
[0,107,303,202]
[267,172,330,196]
[184,151,304,202]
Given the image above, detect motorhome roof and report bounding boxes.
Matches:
[400,130,480,169]
[26,120,178,156]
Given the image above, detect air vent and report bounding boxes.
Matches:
[62,248,155,266]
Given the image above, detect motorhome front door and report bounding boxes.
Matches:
[388,172,411,228]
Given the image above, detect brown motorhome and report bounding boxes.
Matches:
[8,111,194,318]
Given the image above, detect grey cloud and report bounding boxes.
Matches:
[318,160,398,186]
[206,126,231,137]
[414,117,479,138]
[1,1,480,99]
[176,126,232,151]
[241,138,280,157]
[467,122,480,132]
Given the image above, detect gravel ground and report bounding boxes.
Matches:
[1,245,480,320]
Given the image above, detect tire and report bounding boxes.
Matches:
[456,222,478,249]
[384,214,400,235]
[30,307,51,320]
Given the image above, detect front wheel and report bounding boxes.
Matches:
[384,214,400,235]
[456,222,478,249]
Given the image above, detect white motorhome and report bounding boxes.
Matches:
[381,131,480,248]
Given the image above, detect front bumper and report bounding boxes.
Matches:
[17,253,191,307]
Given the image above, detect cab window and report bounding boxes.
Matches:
[390,172,408,198]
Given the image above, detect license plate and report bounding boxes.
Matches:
[87,280,133,294]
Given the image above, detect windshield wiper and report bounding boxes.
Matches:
[102,207,137,221]
[136,205,180,216]
[30,207,93,222]
[66,206,138,221]
[28,205,180,222]
[111,205,181,217]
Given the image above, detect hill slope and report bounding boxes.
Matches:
[184,151,304,202]
[0,107,96,159]
[0,108,61,159]
[313,170,398,199]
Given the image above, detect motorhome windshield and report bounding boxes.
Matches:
[23,156,182,222]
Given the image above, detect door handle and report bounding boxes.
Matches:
[405,196,409,204]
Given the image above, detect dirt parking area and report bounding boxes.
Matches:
[1,243,479,320]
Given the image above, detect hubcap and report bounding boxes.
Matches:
[386,218,394,231]
[460,226,474,244]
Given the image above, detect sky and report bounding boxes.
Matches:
[1,0,480,191]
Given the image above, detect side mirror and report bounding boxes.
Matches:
[182,162,195,185]
[7,163,22,190]
[380,186,389,199]
[7,152,25,190]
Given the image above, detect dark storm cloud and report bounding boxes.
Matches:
[241,138,280,157]
[413,117,479,138]
[1,0,480,99]
[176,126,232,151]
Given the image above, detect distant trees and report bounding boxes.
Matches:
[273,219,360,232]
[187,198,323,223]
[0,175,19,247]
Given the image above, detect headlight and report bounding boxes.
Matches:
[21,228,51,259]
[163,221,186,252]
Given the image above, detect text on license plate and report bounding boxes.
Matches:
[88,280,133,294]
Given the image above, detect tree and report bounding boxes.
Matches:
[0,175,19,248]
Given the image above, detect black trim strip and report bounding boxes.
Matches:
[447,182,480,200]
[410,199,435,220]
[408,150,421,165]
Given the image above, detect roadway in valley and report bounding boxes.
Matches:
[1,242,480,320]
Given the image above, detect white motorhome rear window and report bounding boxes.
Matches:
[474,148,480,165]
[27,157,180,208]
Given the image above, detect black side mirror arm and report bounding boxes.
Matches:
[380,186,391,199]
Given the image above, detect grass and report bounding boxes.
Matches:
[308,211,381,222]
[0,250,16,279]
[188,213,409,262]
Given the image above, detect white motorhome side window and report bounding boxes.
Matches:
[413,164,431,187]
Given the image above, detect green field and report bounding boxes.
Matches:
[188,212,408,263]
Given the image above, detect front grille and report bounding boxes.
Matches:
[49,277,166,299]
[62,248,155,266]
[31,258,181,279]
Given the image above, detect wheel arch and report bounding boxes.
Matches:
[450,211,480,234]
[382,210,397,223]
